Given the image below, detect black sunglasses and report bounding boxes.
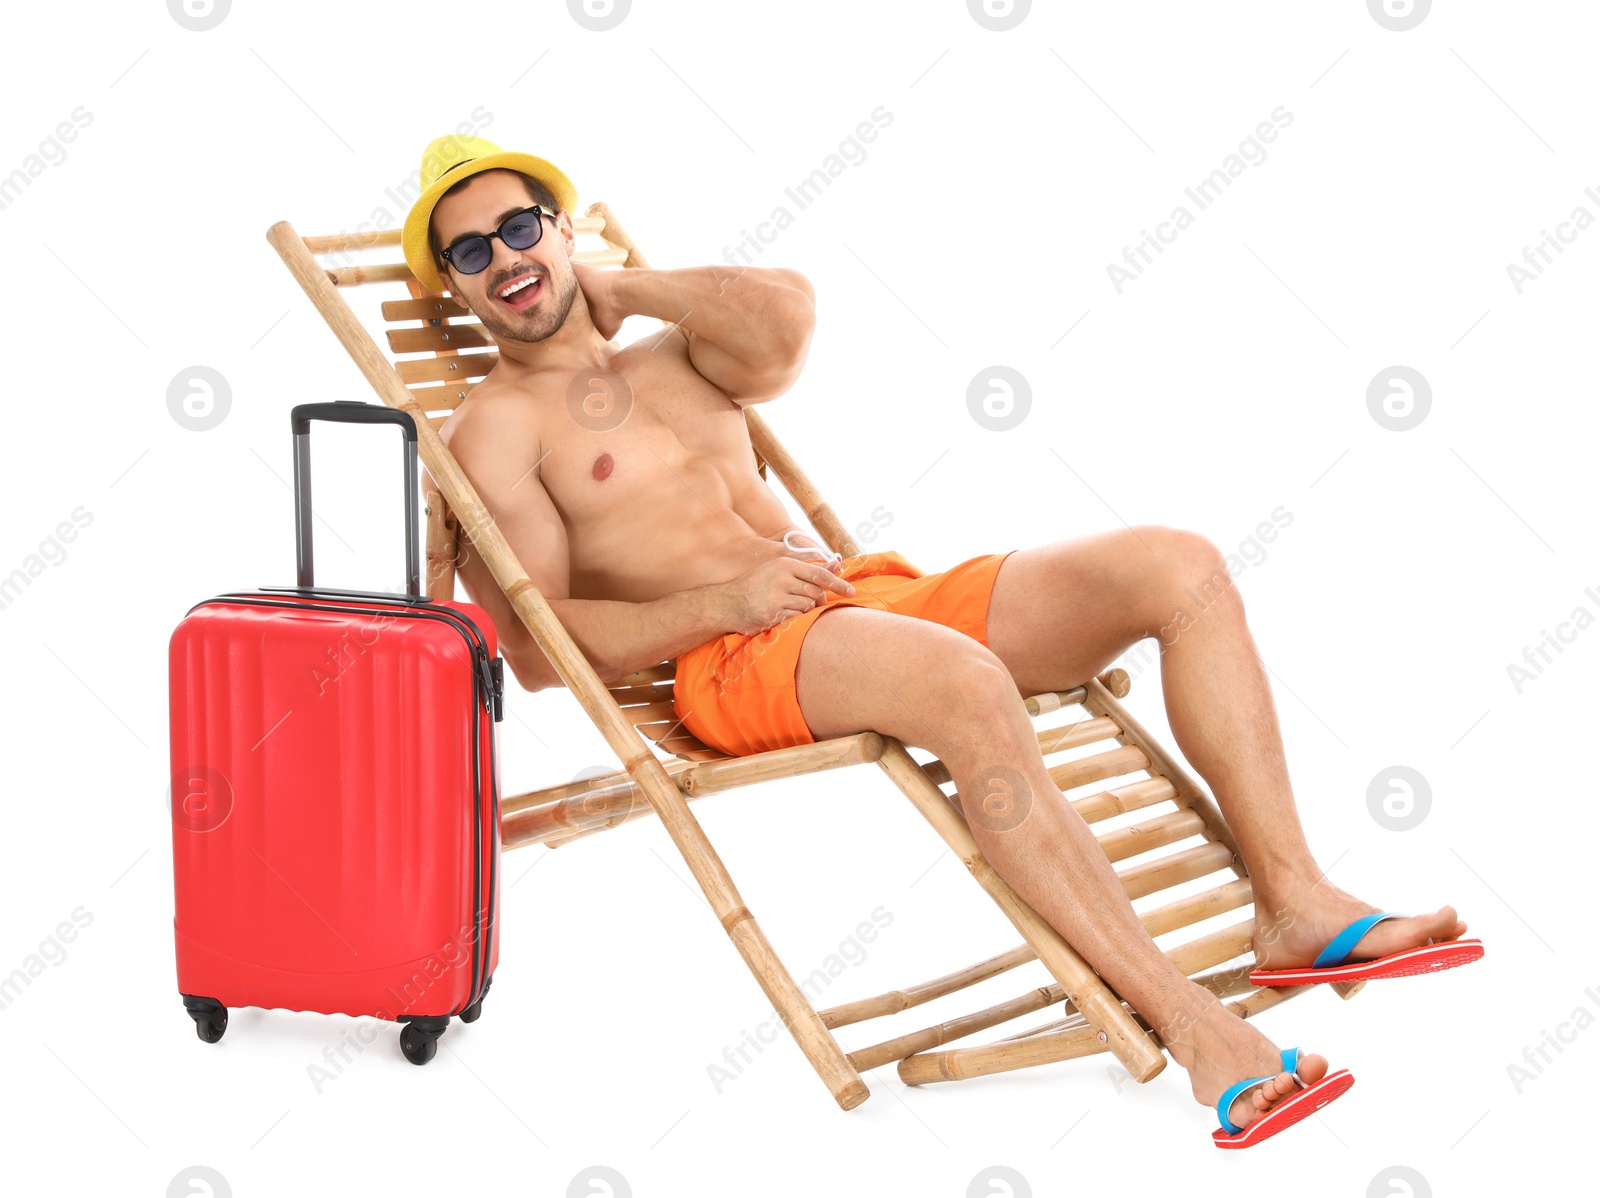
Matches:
[438,205,558,276]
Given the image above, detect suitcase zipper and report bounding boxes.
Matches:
[234,589,505,720]
[185,592,500,1015]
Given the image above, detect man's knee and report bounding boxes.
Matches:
[1136,525,1236,609]
[939,643,1021,719]
[854,620,1013,707]
[799,609,1019,747]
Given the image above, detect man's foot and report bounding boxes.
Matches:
[1251,876,1466,973]
[1163,989,1329,1133]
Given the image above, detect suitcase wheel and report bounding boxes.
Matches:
[196,1011,228,1044]
[182,995,228,1044]
[400,1017,449,1066]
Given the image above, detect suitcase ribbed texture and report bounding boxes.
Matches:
[171,594,500,1024]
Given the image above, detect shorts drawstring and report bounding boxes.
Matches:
[783,529,843,573]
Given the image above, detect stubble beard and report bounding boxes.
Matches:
[476,262,579,346]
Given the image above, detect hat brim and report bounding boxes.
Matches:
[402,151,578,292]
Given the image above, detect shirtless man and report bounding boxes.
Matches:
[400,137,1474,1143]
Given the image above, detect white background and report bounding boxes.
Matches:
[1,1,1594,1194]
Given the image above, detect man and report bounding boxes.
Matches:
[401,136,1476,1143]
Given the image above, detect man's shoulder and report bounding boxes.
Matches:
[435,378,546,489]
[440,375,541,445]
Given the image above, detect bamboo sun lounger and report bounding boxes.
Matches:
[265,201,1359,1111]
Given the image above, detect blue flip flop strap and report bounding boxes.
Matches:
[1216,1075,1274,1136]
[1281,1046,1301,1077]
[1216,1047,1304,1135]
[1312,912,1406,969]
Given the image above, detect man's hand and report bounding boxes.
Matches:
[714,552,858,637]
[572,261,624,341]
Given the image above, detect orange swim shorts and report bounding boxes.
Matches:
[672,548,1016,758]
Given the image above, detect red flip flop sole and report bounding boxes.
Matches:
[1248,938,1484,987]
[1213,1069,1355,1149]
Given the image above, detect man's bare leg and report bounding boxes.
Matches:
[983,525,1467,970]
[795,607,1319,1129]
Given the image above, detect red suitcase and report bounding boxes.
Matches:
[169,401,503,1065]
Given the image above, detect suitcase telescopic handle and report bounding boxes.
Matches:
[290,401,422,598]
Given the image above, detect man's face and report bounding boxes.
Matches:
[430,169,579,345]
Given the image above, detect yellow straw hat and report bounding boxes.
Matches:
[401,134,578,291]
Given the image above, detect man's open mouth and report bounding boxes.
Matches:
[497,272,542,311]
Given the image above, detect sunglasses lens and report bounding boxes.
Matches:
[451,237,493,275]
[502,210,544,250]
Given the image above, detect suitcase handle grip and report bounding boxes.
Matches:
[292,401,419,440]
[290,401,422,598]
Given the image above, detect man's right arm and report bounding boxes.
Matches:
[438,398,736,692]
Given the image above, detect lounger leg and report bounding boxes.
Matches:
[612,742,871,1110]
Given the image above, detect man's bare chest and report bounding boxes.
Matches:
[534,361,754,528]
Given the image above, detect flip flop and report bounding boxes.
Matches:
[1248,913,1485,987]
[1213,1047,1354,1149]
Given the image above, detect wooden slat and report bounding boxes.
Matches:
[928,738,1152,793]
[932,772,1178,830]
[301,214,608,256]
[1117,842,1234,900]
[897,1015,1146,1085]
[921,716,1120,788]
[408,382,480,411]
[613,663,678,686]
[1073,777,1176,824]
[571,245,630,266]
[1017,671,1125,717]
[1019,681,1097,717]
[1037,716,1121,755]
[388,323,495,353]
[1046,744,1149,793]
[607,682,677,708]
[304,228,405,253]
[327,262,415,286]
[848,982,1066,1072]
[991,1010,1090,1044]
[624,701,679,726]
[678,732,885,797]
[656,746,727,764]
[397,353,498,384]
[1187,962,1258,1003]
[821,944,1037,1029]
[1166,920,1254,976]
[382,296,473,321]
[1139,878,1254,938]
[1096,808,1205,864]
[637,719,693,742]
[655,731,726,754]
[502,759,692,817]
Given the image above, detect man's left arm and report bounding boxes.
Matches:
[592,264,816,404]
